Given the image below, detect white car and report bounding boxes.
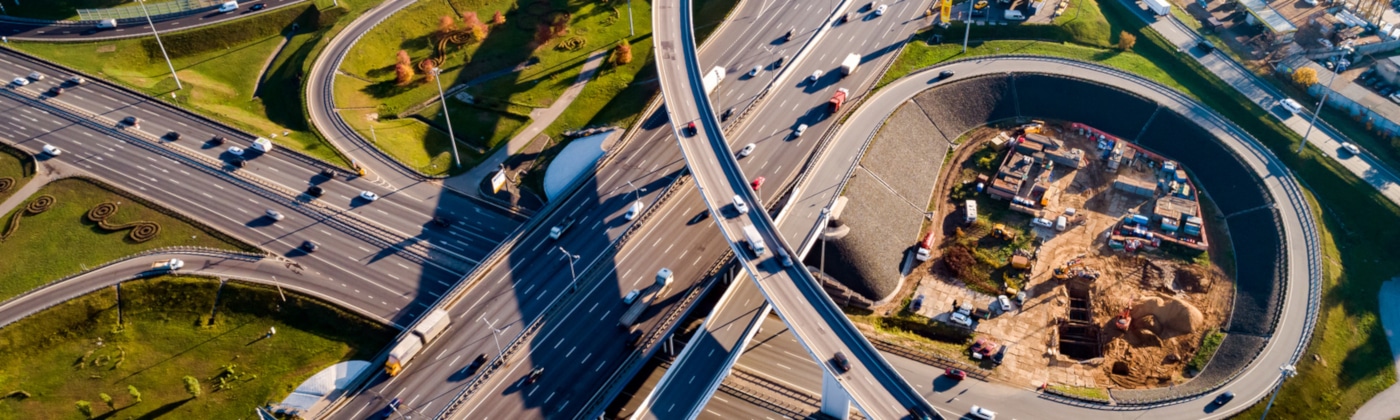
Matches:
[794,124,808,137]
[732,195,750,214]
[359,191,379,202]
[227,146,245,156]
[874,4,888,16]
[11,77,28,86]
[27,71,43,81]
[969,405,996,420]
[624,201,644,220]
[949,311,973,327]
[998,295,1013,311]
[749,65,761,77]
[738,143,756,157]
[622,289,640,304]
[1341,142,1360,156]
[69,76,85,85]
[1278,98,1305,114]
[808,69,824,82]
[265,209,285,221]
[41,144,61,156]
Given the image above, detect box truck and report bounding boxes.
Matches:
[385,309,451,376]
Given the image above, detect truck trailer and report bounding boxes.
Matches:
[702,66,727,96]
[385,309,452,376]
[828,88,849,112]
[840,54,860,76]
[742,224,767,256]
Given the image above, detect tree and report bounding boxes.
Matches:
[183,376,202,399]
[613,40,633,66]
[1293,67,1319,87]
[437,15,456,39]
[491,10,505,25]
[395,50,415,86]
[127,385,142,404]
[1117,31,1136,51]
[396,50,412,67]
[462,12,486,43]
[99,393,113,411]
[550,13,571,36]
[76,401,93,418]
[423,60,438,82]
[532,24,555,48]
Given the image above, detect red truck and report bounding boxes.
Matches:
[828,88,849,112]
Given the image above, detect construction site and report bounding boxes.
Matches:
[917,120,1235,391]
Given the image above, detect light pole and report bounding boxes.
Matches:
[559,246,581,292]
[432,67,462,167]
[626,180,647,202]
[819,208,830,276]
[627,0,634,36]
[1296,50,1350,154]
[1260,364,1297,419]
[136,0,181,90]
[962,11,972,53]
[480,316,507,360]
[387,402,409,420]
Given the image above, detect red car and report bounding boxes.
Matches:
[944,368,966,380]
[751,176,765,190]
[685,121,698,136]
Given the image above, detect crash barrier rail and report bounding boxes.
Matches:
[868,338,991,381]
[0,246,265,329]
[892,55,1320,407]
[77,0,220,22]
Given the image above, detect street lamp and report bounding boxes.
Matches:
[627,0,634,36]
[1296,48,1351,154]
[1260,364,1297,419]
[432,67,462,167]
[626,180,647,202]
[480,316,508,361]
[136,0,181,90]
[559,246,581,292]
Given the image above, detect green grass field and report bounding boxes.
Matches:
[0,276,393,420]
[0,178,251,303]
[886,0,1400,413]
[0,146,33,205]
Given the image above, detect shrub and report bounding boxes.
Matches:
[1117,31,1136,51]
[437,15,456,39]
[1292,67,1318,87]
[76,400,92,418]
[99,393,113,410]
[462,12,486,44]
[127,385,141,403]
[183,376,201,399]
[491,10,506,25]
[614,40,633,65]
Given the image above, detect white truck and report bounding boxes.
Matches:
[1144,0,1171,15]
[619,268,675,328]
[840,54,860,76]
[251,137,274,153]
[742,224,767,256]
[150,259,184,271]
[702,66,727,96]
[385,309,451,376]
[548,218,575,240]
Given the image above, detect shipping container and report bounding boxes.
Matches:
[1183,223,1202,236]
[1129,214,1150,225]
[1161,217,1180,232]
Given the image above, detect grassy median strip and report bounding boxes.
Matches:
[0,144,33,205]
[0,275,393,419]
[0,178,250,303]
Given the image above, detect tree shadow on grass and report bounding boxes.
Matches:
[132,398,193,420]
[110,321,254,384]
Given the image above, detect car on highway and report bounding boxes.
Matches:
[250,3,266,11]
[944,368,967,380]
[939,70,955,79]
[1278,98,1305,115]
[359,191,379,202]
[549,218,574,239]
[832,352,851,372]
[775,55,789,69]
[1341,142,1361,156]
[738,143,756,157]
[265,209,285,221]
[122,116,140,126]
[840,12,852,22]
[41,144,61,156]
[68,76,85,85]
[28,71,44,81]
[751,176,765,190]
[685,121,698,136]
[11,77,28,86]
[908,406,935,420]
[319,167,337,179]
[47,87,63,96]
[808,69,823,82]
[625,201,644,220]
[722,107,735,121]
[433,216,453,227]
[209,136,226,146]
[623,289,640,304]
[228,146,245,156]
[465,353,488,374]
[793,124,808,137]
[784,28,795,42]
[749,65,761,77]
[778,249,794,267]
[301,240,319,252]
[164,131,181,141]
[307,185,324,197]
[874,4,888,16]
[732,195,750,214]
[230,158,247,168]
[969,405,996,419]
[376,397,400,419]
[1212,391,1235,406]
[526,367,544,384]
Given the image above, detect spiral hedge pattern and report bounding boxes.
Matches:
[1,195,55,241]
[0,177,13,193]
[86,202,161,243]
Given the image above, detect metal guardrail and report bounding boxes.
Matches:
[77,0,221,21]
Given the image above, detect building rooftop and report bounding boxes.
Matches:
[1154,196,1200,220]
[1238,0,1298,34]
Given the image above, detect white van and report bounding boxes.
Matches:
[96,19,118,29]
[251,137,273,152]
[218,1,239,13]
[1055,215,1068,231]
[1278,98,1305,115]
[1004,9,1026,20]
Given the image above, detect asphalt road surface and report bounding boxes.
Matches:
[0,0,306,41]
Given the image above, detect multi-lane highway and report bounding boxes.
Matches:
[0,0,306,41]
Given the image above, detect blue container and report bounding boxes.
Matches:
[1130,214,1150,225]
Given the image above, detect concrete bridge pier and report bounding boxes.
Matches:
[820,368,853,419]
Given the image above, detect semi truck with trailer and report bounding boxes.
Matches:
[619,268,676,328]
[384,309,452,376]
[702,67,727,96]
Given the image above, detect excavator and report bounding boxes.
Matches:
[992,223,1017,241]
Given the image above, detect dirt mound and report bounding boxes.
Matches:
[1129,295,1203,338]
[1173,265,1212,293]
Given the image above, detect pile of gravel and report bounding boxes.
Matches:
[911,75,1019,137]
[1014,74,1159,138]
[861,104,950,204]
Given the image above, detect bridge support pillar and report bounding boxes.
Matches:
[819,368,852,419]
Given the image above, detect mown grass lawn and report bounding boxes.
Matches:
[0,276,393,420]
[883,0,1400,413]
[0,178,251,303]
[0,145,33,205]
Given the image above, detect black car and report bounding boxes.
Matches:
[783,29,795,42]
[47,86,63,96]
[307,185,324,197]
[832,352,851,373]
[526,367,544,384]
[721,107,735,121]
[433,216,452,227]
[122,116,139,126]
[301,240,319,252]
[231,158,247,168]
[320,168,336,179]
[250,3,266,10]
[939,70,955,79]
[1212,391,1235,405]
[165,131,181,141]
[1196,40,1216,52]
[209,136,226,146]
[908,406,935,420]
[465,353,488,374]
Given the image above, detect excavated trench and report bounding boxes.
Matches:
[1059,280,1101,360]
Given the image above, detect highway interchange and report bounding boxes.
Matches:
[0,0,1331,418]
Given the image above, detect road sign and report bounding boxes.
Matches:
[941,0,952,23]
[491,171,508,194]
